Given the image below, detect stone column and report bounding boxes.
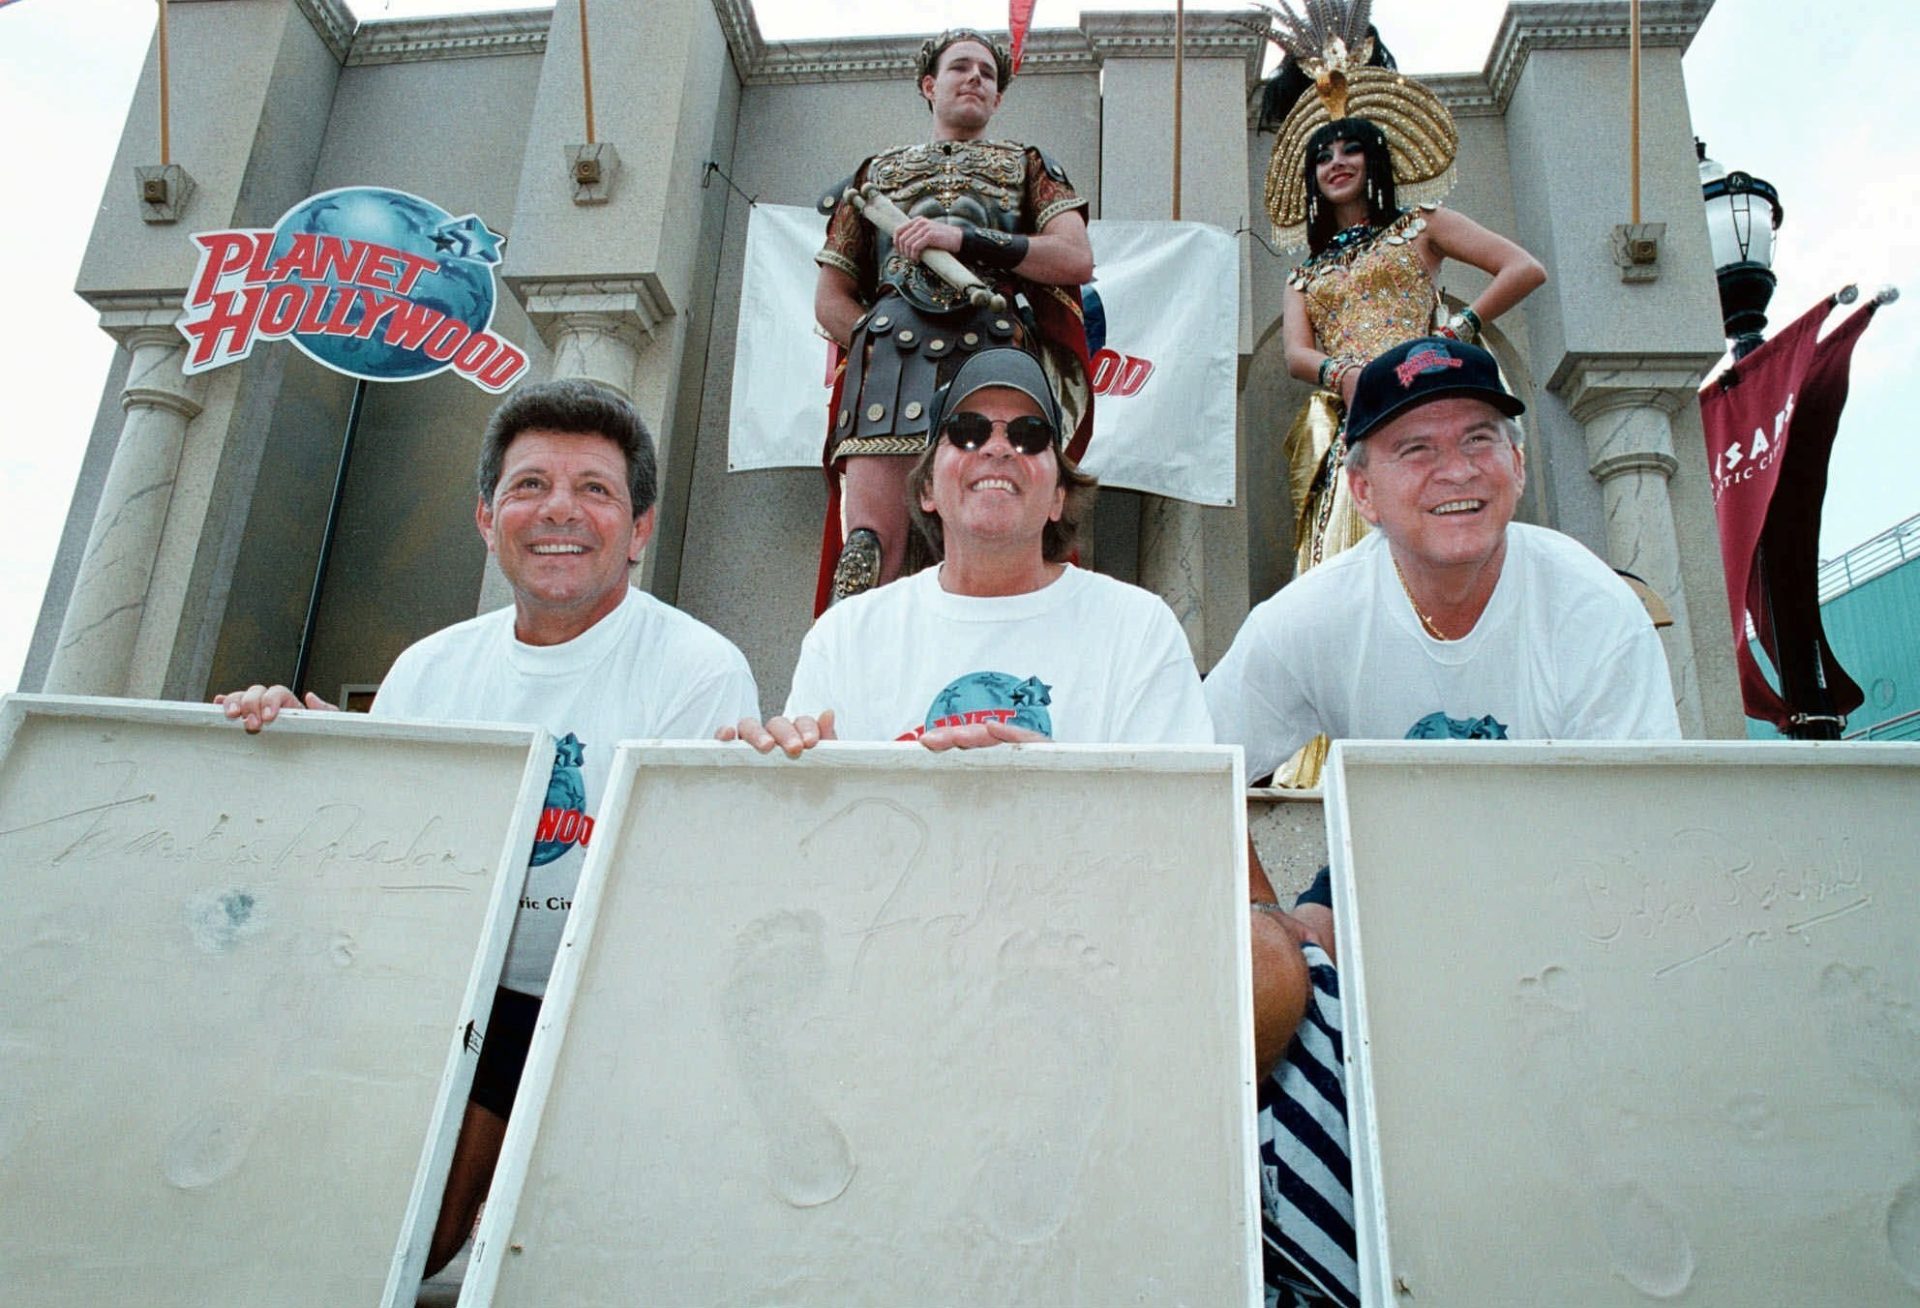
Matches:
[1089,14,1262,665]
[43,327,208,696]
[1555,356,1711,735]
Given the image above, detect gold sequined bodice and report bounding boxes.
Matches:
[1290,208,1440,360]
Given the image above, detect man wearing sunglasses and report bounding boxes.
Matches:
[812,27,1095,609]
[729,348,1343,1306]
[732,348,1203,748]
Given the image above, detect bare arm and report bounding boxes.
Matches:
[1419,205,1547,329]
[891,207,1094,289]
[814,265,866,350]
[1281,282,1362,405]
[1248,841,1312,1080]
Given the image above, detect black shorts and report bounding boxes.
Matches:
[469,985,542,1119]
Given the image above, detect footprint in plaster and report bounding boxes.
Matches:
[1514,965,1698,1293]
[1819,963,1920,1287]
[720,910,857,1208]
[1594,1180,1696,1299]
[162,1101,257,1190]
[968,930,1118,1245]
[1512,966,1599,1157]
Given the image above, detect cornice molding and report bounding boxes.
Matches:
[346,9,550,66]
[1081,11,1266,82]
[292,0,354,63]
[710,0,765,78]
[1487,0,1714,110]
[736,10,1264,87]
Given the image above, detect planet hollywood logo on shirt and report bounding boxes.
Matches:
[896,671,1055,742]
[177,186,529,393]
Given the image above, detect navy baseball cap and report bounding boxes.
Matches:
[927,347,1065,445]
[1343,337,1525,443]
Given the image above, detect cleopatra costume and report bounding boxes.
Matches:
[1283,205,1442,575]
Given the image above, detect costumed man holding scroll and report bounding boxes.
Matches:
[812,26,1094,608]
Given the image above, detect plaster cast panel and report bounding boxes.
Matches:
[1326,741,1920,1306]
[467,743,1258,1307]
[0,697,545,1307]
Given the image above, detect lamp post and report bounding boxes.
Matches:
[1698,139,1784,360]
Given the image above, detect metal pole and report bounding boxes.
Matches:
[579,0,597,144]
[292,379,369,698]
[1628,0,1641,224]
[1172,0,1184,220]
[157,0,172,166]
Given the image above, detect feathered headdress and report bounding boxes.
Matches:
[1250,0,1458,249]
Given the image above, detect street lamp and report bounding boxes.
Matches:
[1698,138,1784,360]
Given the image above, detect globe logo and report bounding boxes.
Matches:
[271,187,506,383]
[179,186,529,393]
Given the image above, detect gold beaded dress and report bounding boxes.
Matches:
[1277,205,1441,787]
[1285,205,1442,575]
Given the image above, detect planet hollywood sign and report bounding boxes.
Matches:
[178,186,529,393]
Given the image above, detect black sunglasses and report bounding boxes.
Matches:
[939,411,1056,456]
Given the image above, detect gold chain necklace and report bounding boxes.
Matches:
[1391,553,1452,641]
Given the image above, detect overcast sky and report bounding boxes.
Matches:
[0,0,1913,691]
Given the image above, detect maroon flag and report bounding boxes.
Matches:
[1699,295,1880,730]
[1010,0,1036,74]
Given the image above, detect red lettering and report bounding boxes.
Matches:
[422,318,471,362]
[535,808,562,842]
[180,287,264,368]
[453,332,498,372]
[1087,348,1155,398]
[256,283,306,337]
[387,250,441,297]
[475,339,529,392]
[553,810,581,844]
[1089,348,1122,393]
[293,285,334,335]
[381,299,445,350]
[1113,355,1154,398]
[310,234,372,286]
[316,286,364,336]
[352,293,406,339]
[577,815,593,847]
[268,232,328,285]
[187,231,271,309]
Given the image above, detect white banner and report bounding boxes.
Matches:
[726,206,1239,506]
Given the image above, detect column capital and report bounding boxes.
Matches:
[507,276,674,354]
[1548,351,1719,423]
[119,325,207,422]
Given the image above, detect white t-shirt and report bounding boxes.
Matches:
[786,564,1214,746]
[1205,525,1680,780]
[372,586,759,994]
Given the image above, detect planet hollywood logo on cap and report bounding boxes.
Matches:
[1394,343,1466,389]
[177,186,529,393]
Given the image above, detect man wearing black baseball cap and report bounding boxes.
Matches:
[1208,334,1680,785]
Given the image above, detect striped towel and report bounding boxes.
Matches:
[1258,941,1357,1308]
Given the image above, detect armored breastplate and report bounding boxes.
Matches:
[869,140,1026,314]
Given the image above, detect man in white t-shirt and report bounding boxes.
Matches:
[1207,334,1679,776]
[1206,337,1679,1308]
[724,348,1331,1303]
[217,378,757,1274]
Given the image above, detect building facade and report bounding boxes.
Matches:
[24,0,1743,735]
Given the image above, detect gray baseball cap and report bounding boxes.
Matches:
[927,346,1064,444]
